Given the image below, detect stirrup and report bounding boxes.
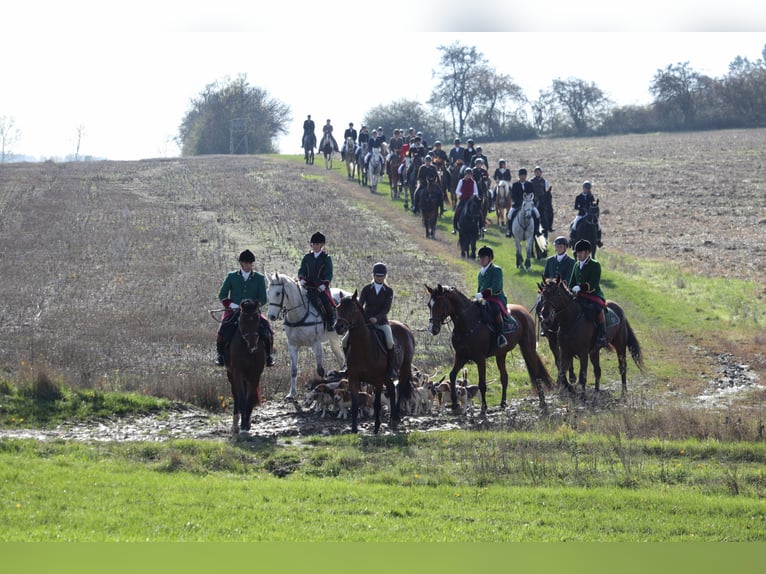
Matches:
[497,335,508,347]
[266,355,276,367]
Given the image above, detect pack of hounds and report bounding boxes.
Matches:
[303,367,483,420]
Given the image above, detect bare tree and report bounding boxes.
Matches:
[0,115,21,163]
[473,71,527,139]
[74,124,85,161]
[650,62,705,129]
[550,78,612,136]
[429,42,489,139]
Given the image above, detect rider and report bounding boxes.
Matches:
[341,122,357,161]
[405,135,426,185]
[358,262,397,381]
[215,249,275,367]
[412,154,439,214]
[570,239,608,349]
[476,245,510,348]
[430,140,449,164]
[537,236,576,336]
[301,114,316,148]
[452,167,479,234]
[448,138,464,166]
[506,168,542,239]
[388,129,404,156]
[571,181,602,247]
[463,139,476,164]
[530,166,555,234]
[364,129,386,170]
[298,232,336,330]
[321,119,339,152]
[470,145,489,169]
[358,125,369,148]
[472,157,491,197]
[491,159,512,213]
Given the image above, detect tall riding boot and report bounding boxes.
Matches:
[386,348,398,380]
[264,333,276,367]
[597,229,603,248]
[496,316,508,348]
[506,212,516,238]
[595,311,607,349]
[534,215,542,236]
[215,336,226,367]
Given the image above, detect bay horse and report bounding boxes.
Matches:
[318,133,334,170]
[537,277,644,398]
[387,150,403,200]
[266,273,348,401]
[344,137,356,180]
[511,192,538,270]
[334,291,415,433]
[226,299,266,434]
[448,160,464,208]
[302,134,315,165]
[457,194,482,259]
[570,199,601,258]
[425,284,553,413]
[420,177,442,239]
[493,180,512,228]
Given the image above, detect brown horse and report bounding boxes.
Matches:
[420,177,442,239]
[334,291,415,433]
[537,277,644,398]
[448,160,464,208]
[387,151,403,200]
[425,284,553,413]
[226,299,266,434]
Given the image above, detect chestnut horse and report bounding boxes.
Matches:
[226,299,266,434]
[425,284,553,413]
[537,277,644,398]
[334,291,414,433]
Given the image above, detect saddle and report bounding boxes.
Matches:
[368,327,402,366]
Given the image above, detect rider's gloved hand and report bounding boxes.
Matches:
[318,284,326,292]
[571,286,581,294]
[229,302,240,309]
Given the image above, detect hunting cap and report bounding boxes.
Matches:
[349,122,354,126]
[425,155,432,161]
[454,138,460,144]
[476,145,482,151]
[378,126,383,131]
[434,140,442,145]
[467,139,474,144]
[414,135,422,140]
[417,131,423,136]
[477,245,494,259]
[534,165,542,172]
[475,158,484,164]
[310,231,326,244]
[372,262,388,276]
[574,239,592,252]
[463,167,473,174]
[238,249,255,263]
[583,181,592,189]
[554,236,569,246]
[518,168,527,175]
[499,158,506,164]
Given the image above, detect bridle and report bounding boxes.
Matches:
[267,276,324,328]
[237,307,261,354]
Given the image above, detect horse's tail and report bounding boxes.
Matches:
[516,308,554,391]
[625,319,645,372]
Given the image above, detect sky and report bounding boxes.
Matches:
[2,2,765,161]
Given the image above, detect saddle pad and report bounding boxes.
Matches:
[605,307,620,329]
[503,314,520,334]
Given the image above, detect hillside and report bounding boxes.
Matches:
[0,129,763,412]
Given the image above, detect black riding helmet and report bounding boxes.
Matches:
[574,239,592,252]
[373,262,387,276]
[310,231,326,244]
[238,249,255,263]
[477,245,493,259]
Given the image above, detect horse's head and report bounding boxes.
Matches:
[237,299,262,354]
[539,277,574,313]
[496,180,510,197]
[426,284,464,336]
[334,290,363,336]
[266,273,287,321]
[522,192,535,212]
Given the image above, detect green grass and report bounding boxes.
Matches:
[2,433,765,541]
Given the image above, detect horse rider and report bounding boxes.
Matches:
[463,139,476,164]
[321,119,339,152]
[452,167,479,234]
[364,129,386,170]
[215,249,275,367]
[536,236,576,335]
[472,157,491,198]
[388,129,404,156]
[412,154,439,214]
[298,231,336,330]
[301,114,316,148]
[341,122,357,161]
[448,138,464,166]
[416,131,428,149]
[476,245,510,349]
[430,140,449,164]
[530,165,555,234]
[357,262,398,381]
[470,145,489,169]
[406,135,427,183]
[505,168,542,239]
[570,181,603,247]
[570,239,608,349]
[490,159,512,214]
[358,125,369,148]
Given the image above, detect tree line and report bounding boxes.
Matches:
[173,41,766,156]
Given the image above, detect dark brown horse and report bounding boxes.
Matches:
[425,284,553,413]
[226,299,266,434]
[420,177,442,239]
[334,291,414,433]
[537,277,644,397]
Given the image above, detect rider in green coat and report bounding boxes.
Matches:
[569,239,607,349]
[477,245,509,348]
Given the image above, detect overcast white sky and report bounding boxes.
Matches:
[2,2,765,160]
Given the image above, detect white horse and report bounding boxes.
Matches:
[344,136,356,180]
[511,192,539,270]
[266,272,348,400]
[368,147,384,193]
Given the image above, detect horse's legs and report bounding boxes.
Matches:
[449,358,470,413]
[577,351,589,395]
[286,344,300,400]
[328,335,346,370]
[387,379,399,429]
[515,239,523,268]
[526,240,534,269]
[590,350,601,393]
[349,378,361,433]
[495,354,509,409]
[312,340,325,380]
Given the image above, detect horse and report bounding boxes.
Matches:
[368,147,384,193]
[537,276,644,398]
[570,199,601,258]
[511,192,538,270]
[493,180,512,228]
[425,284,553,414]
[344,137,356,180]
[420,177,442,239]
[356,141,368,187]
[334,291,415,433]
[226,299,266,434]
[266,273,348,401]
[448,160,464,208]
[318,133,334,170]
[406,155,423,210]
[302,134,315,165]
[434,159,452,214]
[457,194,482,259]
[387,150,403,200]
